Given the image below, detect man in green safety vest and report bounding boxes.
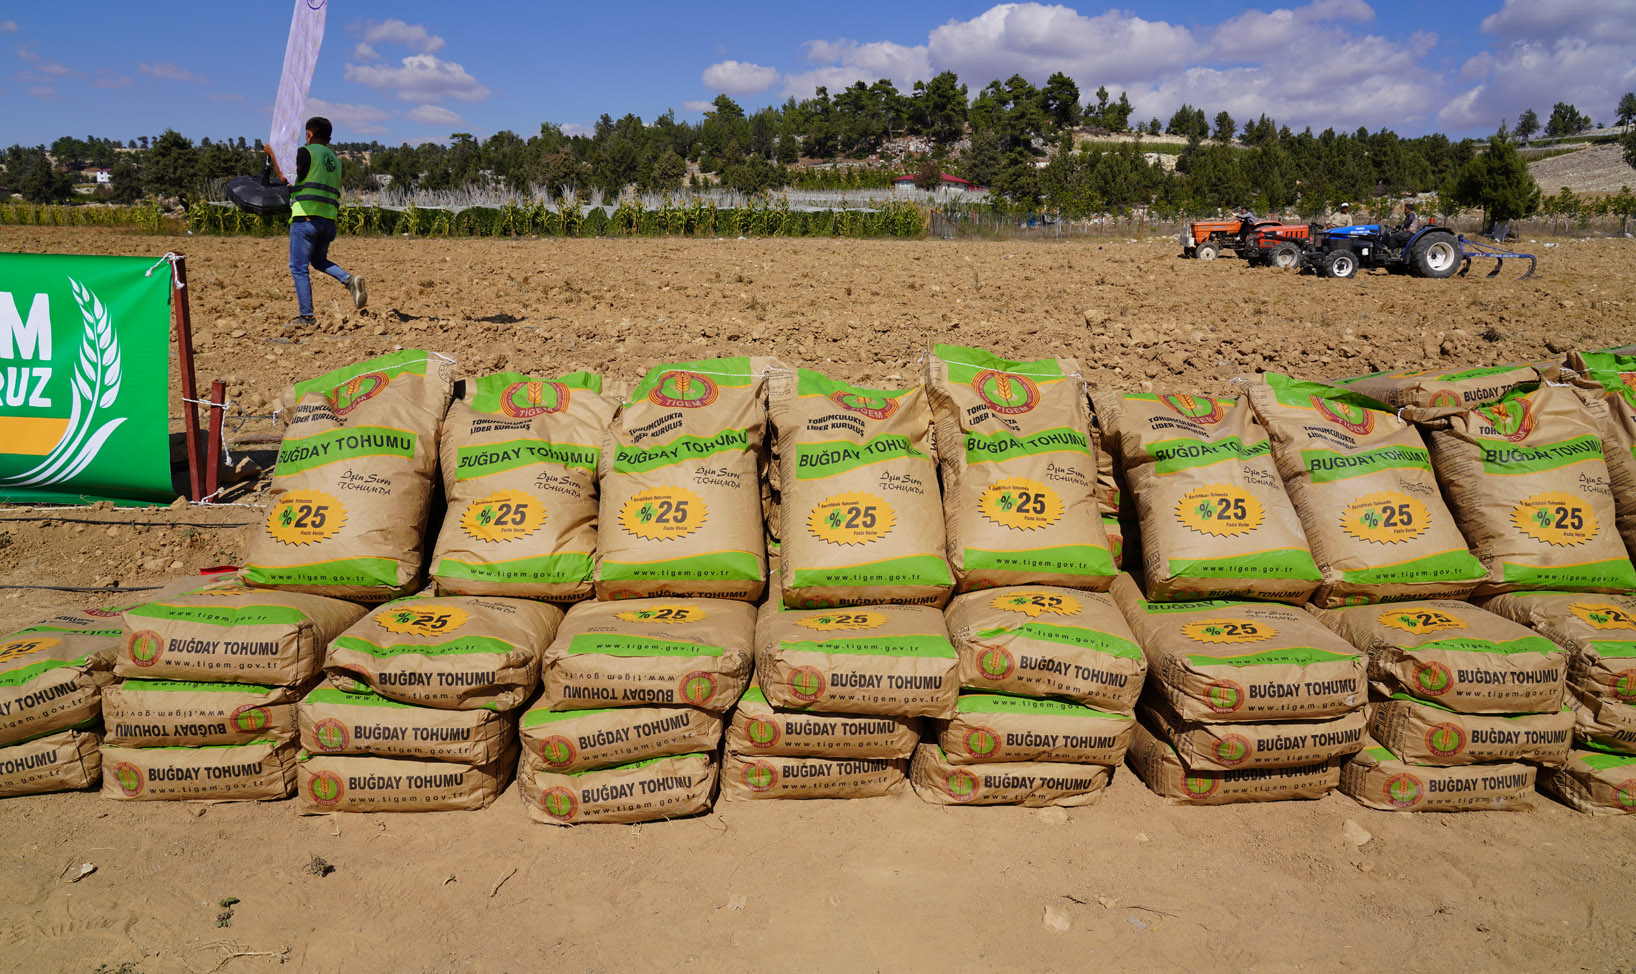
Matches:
[289,116,366,325]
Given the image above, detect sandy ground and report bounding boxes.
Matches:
[2,228,1636,973]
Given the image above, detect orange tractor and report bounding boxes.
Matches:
[1180,218,1312,267]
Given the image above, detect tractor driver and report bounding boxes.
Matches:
[1387,202,1419,249]
[1328,201,1352,227]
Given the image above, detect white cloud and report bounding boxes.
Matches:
[1440,0,1636,130]
[681,100,715,113]
[344,54,490,103]
[927,5,1196,91]
[407,103,464,126]
[351,42,379,61]
[701,60,780,95]
[561,123,594,137]
[28,85,54,99]
[357,19,446,54]
[783,40,931,96]
[0,20,17,31]
[95,76,132,89]
[307,98,392,136]
[139,61,211,84]
[16,47,76,77]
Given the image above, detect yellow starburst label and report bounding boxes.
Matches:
[460,488,546,543]
[618,486,707,542]
[1180,619,1277,644]
[1339,491,1429,545]
[794,611,887,631]
[978,477,1063,531]
[615,604,708,624]
[265,490,347,545]
[807,492,896,545]
[1512,493,1599,547]
[0,636,60,664]
[1569,603,1636,631]
[987,591,1082,618]
[1377,607,1468,635]
[375,604,471,637]
[1175,485,1265,538]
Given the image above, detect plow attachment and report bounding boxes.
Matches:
[1457,236,1537,279]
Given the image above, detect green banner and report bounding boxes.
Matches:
[0,254,175,505]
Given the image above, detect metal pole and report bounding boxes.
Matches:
[205,379,225,501]
[173,255,204,501]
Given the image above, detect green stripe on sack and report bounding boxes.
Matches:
[1403,636,1559,657]
[794,368,914,403]
[304,686,464,710]
[566,634,726,658]
[125,603,312,627]
[434,552,593,586]
[453,439,600,479]
[955,692,1127,718]
[1500,559,1636,592]
[1388,692,1571,716]
[1587,640,1636,660]
[9,625,122,638]
[963,545,1115,578]
[273,425,419,475]
[796,434,930,479]
[1578,748,1636,771]
[569,752,708,776]
[599,551,761,584]
[962,427,1089,465]
[331,635,520,659]
[243,557,403,590]
[629,357,754,402]
[791,555,953,590]
[1262,372,1394,412]
[1149,436,1269,475]
[523,706,618,727]
[1186,647,1358,667]
[934,344,1066,385]
[1339,549,1486,586]
[117,680,280,694]
[975,622,1143,661]
[290,349,431,401]
[1166,548,1322,581]
[0,656,93,687]
[613,429,752,473]
[780,635,956,659]
[1301,445,1432,483]
[1478,434,1604,475]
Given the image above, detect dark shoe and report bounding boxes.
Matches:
[348,275,367,310]
[287,315,316,328]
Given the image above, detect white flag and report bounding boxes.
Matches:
[267,0,327,181]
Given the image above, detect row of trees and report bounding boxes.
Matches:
[5,71,1635,231]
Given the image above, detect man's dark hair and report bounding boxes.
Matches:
[305,116,333,142]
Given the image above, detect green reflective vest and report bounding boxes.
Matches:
[290,143,341,220]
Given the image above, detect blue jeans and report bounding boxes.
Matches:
[289,216,350,317]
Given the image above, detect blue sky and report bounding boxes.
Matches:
[4,0,1633,147]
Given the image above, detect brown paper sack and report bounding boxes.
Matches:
[1368,695,1573,766]
[1113,575,1365,722]
[1126,722,1342,805]
[946,585,1146,712]
[101,739,297,801]
[244,350,454,601]
[1538,747,1636,815]
[300,686,513,764]
[1340,742,1534,811]
[754,602,957,718]
[910,742,1109,806]
[103,680,299,747]
[725,687,918,759]
[1140,696,1367,771]
[518,751,716,824]
[539,598,755,712]
[520,703,722,773]
[325,596,562,710]
[937,693,1133,765]
[0,727,101,797]
[298,749,514,813]
[719,750,906,800]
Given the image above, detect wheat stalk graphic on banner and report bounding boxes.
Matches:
[3,277,123,488]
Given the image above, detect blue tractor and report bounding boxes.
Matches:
[1273,221,1538,280]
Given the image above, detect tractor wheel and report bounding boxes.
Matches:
[1322,250,1358,279]
[1411,233,1460,279]
[1269,242,1302,270]
[1195,241,1219,261]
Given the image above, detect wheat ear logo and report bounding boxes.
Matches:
[2,278,123,489]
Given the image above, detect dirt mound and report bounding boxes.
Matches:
[1528,144,1636,196]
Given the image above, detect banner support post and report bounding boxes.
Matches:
[205,379,225,501]
[172,254,205,501]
